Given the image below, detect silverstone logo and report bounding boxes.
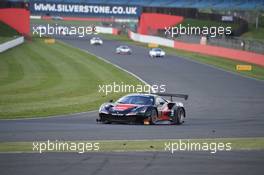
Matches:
[31,2,141,17]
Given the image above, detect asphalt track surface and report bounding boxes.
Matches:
[1,151,264,175]
[1,35,264,175]
[1,36,263,141]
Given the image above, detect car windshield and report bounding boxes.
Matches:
[117,95,154,105]
[153,48,162,51]
[121,46,128,49]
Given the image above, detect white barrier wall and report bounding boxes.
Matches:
[96,26,113,34]
[96,26,115,34]
[129,31,174,48]
[30,15,41,19]
[0,37,24,53]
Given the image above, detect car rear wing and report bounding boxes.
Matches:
[152,93,188,101]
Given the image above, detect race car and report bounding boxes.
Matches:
[149,48,166,57]
[116,45,132,55]
[90,37,103,45]
[97,93,188,125]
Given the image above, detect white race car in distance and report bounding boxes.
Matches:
[149,48,166,58]
[116,45,132,55]
[90,37,103,45]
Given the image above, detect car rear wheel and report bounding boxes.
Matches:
[150,109,158,124]
[174,108,185,125]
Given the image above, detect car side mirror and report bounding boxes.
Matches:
[109,99,113,103]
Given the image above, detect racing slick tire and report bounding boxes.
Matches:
[150,108,158,124]
[173,107,185,125]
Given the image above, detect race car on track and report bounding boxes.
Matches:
[149,48,166,57]
[97,93,188,125]
[116,45,132,55]
[90,37,103,45]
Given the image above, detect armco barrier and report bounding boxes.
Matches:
[0,37,24,53]
[128,30,264,67]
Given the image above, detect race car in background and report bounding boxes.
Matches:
[116,45,132,55]
[97,93,188,125]
[90,37,103,45]
[149,48,166,57]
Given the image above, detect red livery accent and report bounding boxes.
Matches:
[160,106,171,120]
[113,104,137,111]
[0,8,30,36]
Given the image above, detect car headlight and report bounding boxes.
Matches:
[99,105,109,114]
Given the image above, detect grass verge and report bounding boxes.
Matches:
[0,38,143,119]
[0,137,263,153]
[0,22,19,44]
[242,25,264,41]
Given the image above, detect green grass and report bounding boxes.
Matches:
[241,25,264,41]
[0,36,15,43]
[0,22,19,43]
[0,137,263,153]
[102,34,264,80]
[0,38,143,119]
[242,14,264,41]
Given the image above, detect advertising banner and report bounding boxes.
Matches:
[30,1,142,17]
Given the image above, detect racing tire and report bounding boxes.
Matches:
[174,108,185,125]
[150,109,158,125]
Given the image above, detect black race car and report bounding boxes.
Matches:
[97,93,188,125]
